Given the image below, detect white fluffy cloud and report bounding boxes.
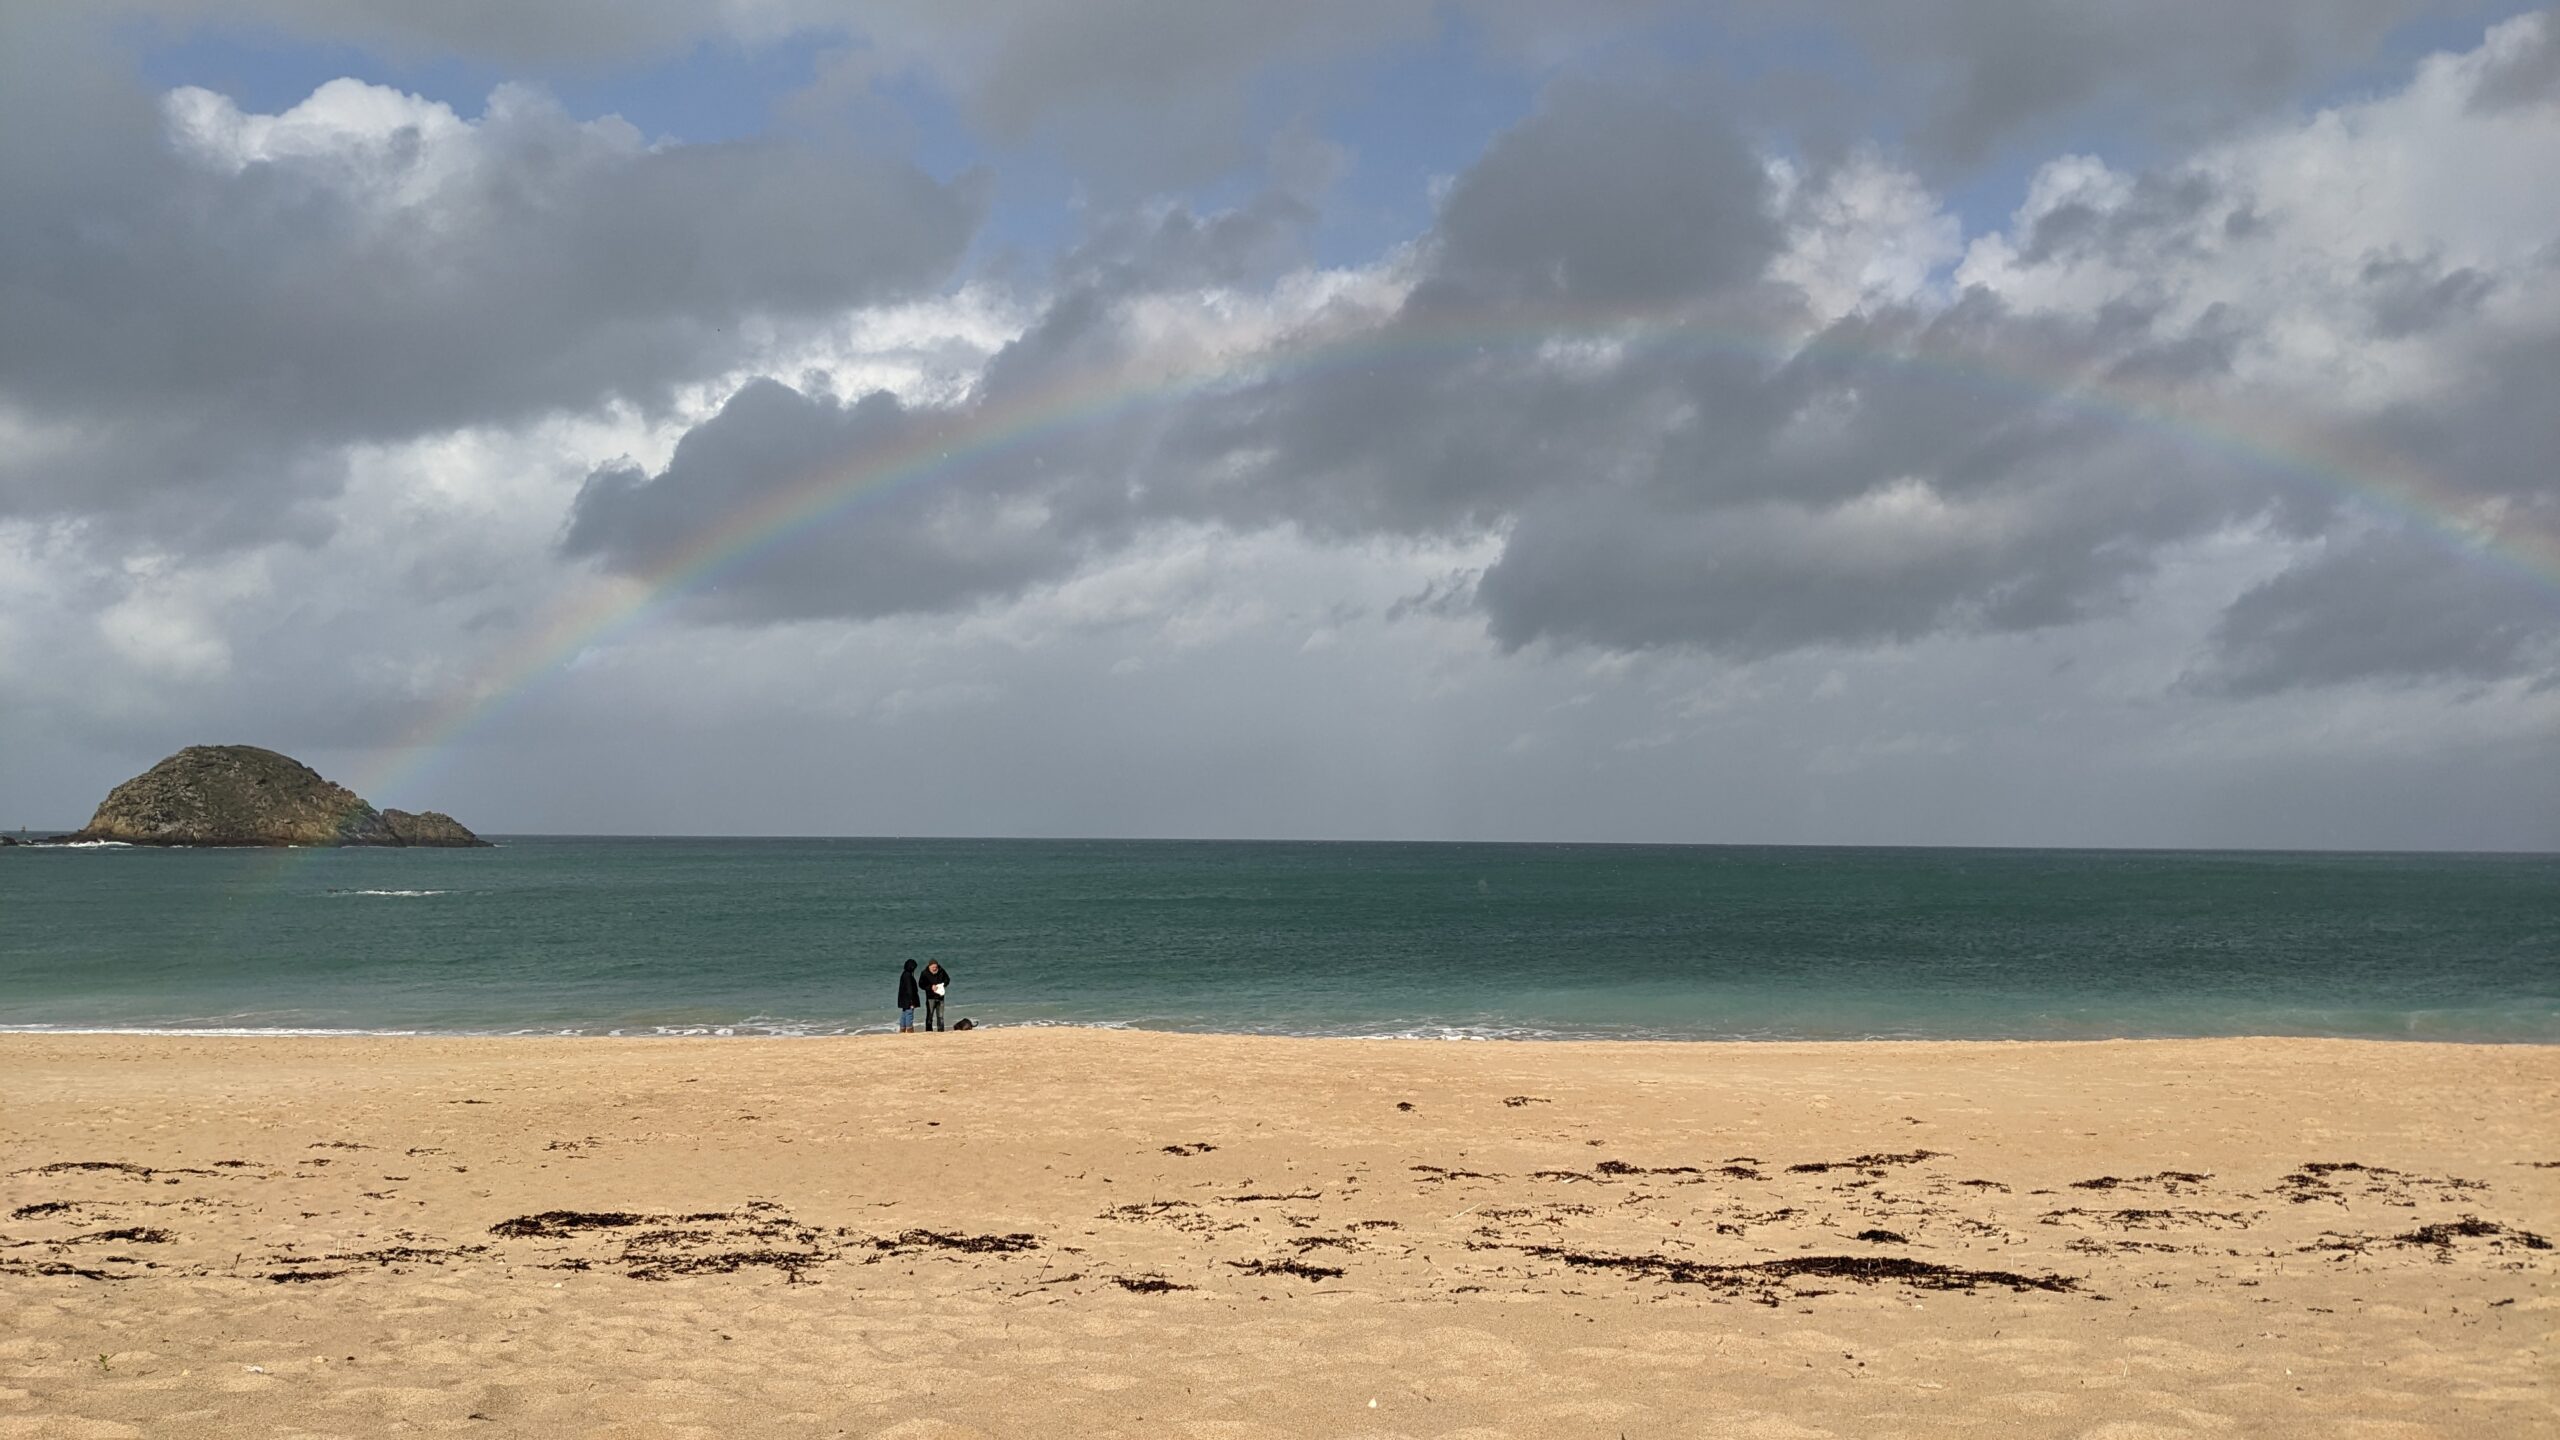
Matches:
[1771,153,1965,322]
[1960,12,2560,409]
[0,18,981,545]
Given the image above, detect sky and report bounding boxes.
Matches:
[3,1,2557,849]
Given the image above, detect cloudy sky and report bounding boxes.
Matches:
[4,1,2556,848]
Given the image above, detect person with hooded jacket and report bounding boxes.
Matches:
[918,960,953,1032]
[896,959,921,1033]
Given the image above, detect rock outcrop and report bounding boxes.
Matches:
[380,808,484,846]
[70,745,491,848]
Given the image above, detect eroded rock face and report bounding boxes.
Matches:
[72,746,490,847]
[381,809,484,847]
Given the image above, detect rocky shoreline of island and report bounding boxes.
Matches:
[6,745,488,848]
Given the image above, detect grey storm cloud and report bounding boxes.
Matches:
[69,0,1443,190]
[53,1,2475,191]
[568,85,2269,655]
[0,9,980,544]
[876,0,2466,180]
[1415,80,1778,307]
[2015,169,2227,267]
[971,166,1332,404]
[1803,0,2458,166]
[2175,322,2560,695]
[562,378,1084,623]
[2192,531,2560,696]
[1466,326,2250,655]
[2361,253,2501,339]
[557,171,1351,624]
[2149,277,2560,696]
[28,0,827,66]
[564,45,2560,699]
[2374,326,2560,512]
[2469,7,2560,111]
[839,0,2465,193]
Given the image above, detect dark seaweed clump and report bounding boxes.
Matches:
[489,1210,652,1239]
[625,1249,823,1281]
[2396,1218,2550,1250]
[1497,1242,2074,1298]
[2072,1171,2211,1190]
[872,1229,1040,1255]
[1230,1258,1344,1281]
[1595,1160,1703,1178]
[325,1244,490,1266]
[1113,1275,1191,1293]
[1787,1151,1943,1174]
[0,1260,126,1281]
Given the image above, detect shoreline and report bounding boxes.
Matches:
[6,1029,2554,1435]
[4,1022,2557,1045]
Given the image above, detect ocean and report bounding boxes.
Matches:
[2,837,2553,1042]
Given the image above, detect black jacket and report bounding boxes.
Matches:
[919,965,952,999]
[897,968,921,1008]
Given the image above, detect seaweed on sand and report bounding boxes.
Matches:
[871,1229,1039,1255]
[1786,1151,1943,1175]
[0,1259,126,1281]
[1488,1241,2076,1299]
[2394,1217,2550,1251]
[489,1210,651,1239]
[1230,1258,1345,1281]
[1595,1160,1703,1178]
[1113,1275,1191,1293]
[623,1249,825,1281]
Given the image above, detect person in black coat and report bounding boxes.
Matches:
[918,960,952,1032]
[896,959,921,1033]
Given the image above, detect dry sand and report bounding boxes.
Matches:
[1,1030,2553,1438]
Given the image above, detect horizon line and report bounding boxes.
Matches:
[15,827,2548,857]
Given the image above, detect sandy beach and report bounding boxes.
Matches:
[1,1030,2552,1438]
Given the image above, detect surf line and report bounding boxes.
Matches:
[344,300,2560,811]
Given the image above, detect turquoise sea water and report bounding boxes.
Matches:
[1,838,2554,1041]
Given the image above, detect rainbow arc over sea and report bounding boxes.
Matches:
[346,301,2560,810]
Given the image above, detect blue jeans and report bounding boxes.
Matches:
[899,1006,915,1030]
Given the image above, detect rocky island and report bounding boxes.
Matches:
[61,745,490,847]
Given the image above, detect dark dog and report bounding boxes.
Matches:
[951,1018,975,1031]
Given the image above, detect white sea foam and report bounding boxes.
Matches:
[602,1021,863,1038]
[0,1023,423,1037]
[327,888,448,897]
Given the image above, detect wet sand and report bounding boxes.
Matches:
[2,1030,2553,1437]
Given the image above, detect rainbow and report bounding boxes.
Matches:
[348,301,2560,811]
